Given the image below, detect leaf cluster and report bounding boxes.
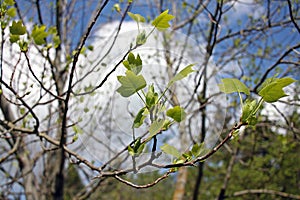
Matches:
[117,51,194,159]
[218,76,296,127]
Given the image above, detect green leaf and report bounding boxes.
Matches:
[149,119,165,138]
[258,77,296,103]
[72,133,79,142]
[162,119,171,131]
[31,25,49,45]
[122,53,143,75]
[128,146,135,156]
[4,0,15,6]
[7,7,16,17]
[168,64,195,87]
[117,70,146,97]
[9,34,19,43]
[18,40,28,52]
[145,84,158,108]
[191,143,204,157]
[113,3,121,12]
[128,138,145,156]
[9,20,26,35]
[136,30,147,45]
[72,125,83,134]
[247,115,258,126]
[161,143,181,158]
[133,107,147,128]
[218,78,250,95]
[53,35,61,48]
[128,12,146,23]
[151,9,175,30]
[241,99,257,123]
[166,106,186,122]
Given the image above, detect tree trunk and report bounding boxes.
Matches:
[172,167,188,200]
[0,95,39,199]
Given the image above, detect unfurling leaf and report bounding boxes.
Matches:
[166,106,186,122]
[241,99,257,123]
[128,12,146,23]
[133,107,147,128]
[218,78,250,95]
[161,143,181,158]
[151,9,175,30]
[258,77,296,103]
[122,53,143,75]
[117,70,146,97]
[136,30,147,45]
[128,138,145,156]
[168,64,195,87]
[145,84,158,108]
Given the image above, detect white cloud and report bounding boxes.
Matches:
[225,0,265,20]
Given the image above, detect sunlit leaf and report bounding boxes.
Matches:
[128,12,146,23]
[149,119,165,138]
[161,143,181,158]
[151,9,175,30]
[4,0,15,6]
[168,64,195,87]
[7,7,16,17]
[258,77,296,103]
[218,78,250,95]
[117,70,146,97]
[166,106,186,122]
[31,25,49,45]
[241,99,257,123]
[113,3,121,12]
[128,138,145,156]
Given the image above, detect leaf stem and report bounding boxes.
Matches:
[137,91,146,106]
[252,97,264,116]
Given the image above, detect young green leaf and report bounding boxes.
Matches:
[122,53,143,75]
[258,77,296,103]
[9,20,26,35]
[117,70,146,97]
[9,34,19,43]
[166,106,186,122]
[151,9,175,30]
[149,119,165,138]
[128,138,145,156]
[31,25,49,45]
[191,143,204,157]
[136,30,147,45]
[161,143,181,158]
[128,12,146,23]
[167,64,195,87]
[241,99,257,123]
[145,84,158,108]
[4,0,15,6]
[7,7,16,18]
[133,107,147,128]
[218,78,250,95]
